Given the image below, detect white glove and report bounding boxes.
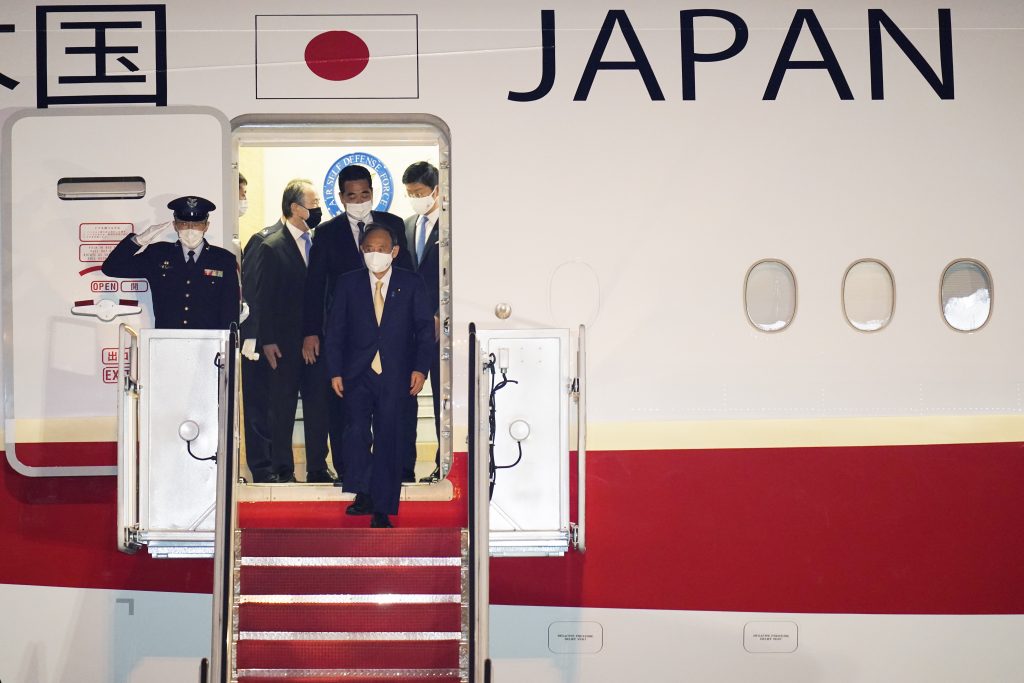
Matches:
[133,221,173,253]
[241,338,259,361]
[239,301,250,325]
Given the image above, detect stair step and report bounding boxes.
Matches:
[239,565,462,596]
[235,640,462,669]
[236,672,463,683]
[238,603,463,633]
[240,528,464,558]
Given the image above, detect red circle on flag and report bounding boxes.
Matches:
[304,31,370,81]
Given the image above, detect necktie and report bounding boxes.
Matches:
[186,250,195,265]
[300,231,311,264]
[416,215,429,265]
[371,280,384,374]
[357,220,365,234]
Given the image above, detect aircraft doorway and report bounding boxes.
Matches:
[232,116,452,491]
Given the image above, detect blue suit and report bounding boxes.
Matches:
[326,267,434,514]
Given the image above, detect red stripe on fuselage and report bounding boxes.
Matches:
[3,443,1024,614]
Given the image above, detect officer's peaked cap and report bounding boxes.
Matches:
[168,196,216,222]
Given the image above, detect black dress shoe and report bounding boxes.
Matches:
[305,469,337,484]
[418,465,441,483]
[346,493,373,516]
[251,471,283,484]
[277,473,297,483]
[370,513,392,528]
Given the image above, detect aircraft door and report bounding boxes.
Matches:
[1,107,232,477]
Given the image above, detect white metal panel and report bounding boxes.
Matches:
[2,107,230,475]
[138,329,226,550]
[477,328,570,556]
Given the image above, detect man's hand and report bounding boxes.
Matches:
[262,343,282,370]
[410,371,426,396]
[332,376,344,398]
[302,335,320,364]
[434,315,440,343]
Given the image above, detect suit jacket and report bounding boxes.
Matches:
[255,224,312,350]
[325,267,434,388]
[102,236,239,330]
[240,219,284,341]
[303,210,412,338]
[404,213,441,315]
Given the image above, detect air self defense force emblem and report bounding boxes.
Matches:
[323,152,394,218]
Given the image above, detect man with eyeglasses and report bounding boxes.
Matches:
[101,195,239,331]
[248,179,334,484]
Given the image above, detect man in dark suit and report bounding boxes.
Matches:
[102,196,238,331]
[252,179,333,484]
[302,164,412,478]
[401,162,443,482]
[326,224,434,528]
[239,179,313,483]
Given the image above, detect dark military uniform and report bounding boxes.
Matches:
[102,237,240,330]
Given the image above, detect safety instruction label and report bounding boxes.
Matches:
[79,222,133,242]
[79,243,117,263]
[548,621,603,654]
[743,621,799,653]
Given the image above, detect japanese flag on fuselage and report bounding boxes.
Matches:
[255,14,419,99]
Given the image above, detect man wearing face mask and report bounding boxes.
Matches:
[302,164,411,475]
[101,195,239,330]
[239,177,307,483]
[251,180,334,484]
[401,162,443,482]
[325,224,434,528]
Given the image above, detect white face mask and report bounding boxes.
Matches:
[238,199,248,217]
[363,251,393,274]
[178,228,205,250]
[408,191,436,216]
[346,200,372,221]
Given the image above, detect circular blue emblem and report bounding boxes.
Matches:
[323,152,394,218]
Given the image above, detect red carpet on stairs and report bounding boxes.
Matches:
[233,527,468,682]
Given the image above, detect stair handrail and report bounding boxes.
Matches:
[208,328,240,682]
[468,323,491,681]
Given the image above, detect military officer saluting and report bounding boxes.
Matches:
[102,196,239,330]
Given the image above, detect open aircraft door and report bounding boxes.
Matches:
[2,107,233,555]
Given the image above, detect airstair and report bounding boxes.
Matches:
[115,324,588,683]
[232,527,468,681]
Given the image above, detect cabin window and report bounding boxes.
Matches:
[744,260,797,332]
[842,259,895,332]
[941,259,992,332]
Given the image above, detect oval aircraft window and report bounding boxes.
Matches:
[941,259,992,332]
[744,260,797,332]
[842,259,895,332]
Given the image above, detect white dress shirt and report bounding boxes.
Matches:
[347,213,372,251]
[286,221,311,265]
[415,207,440,262]
[369,266,393,308]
